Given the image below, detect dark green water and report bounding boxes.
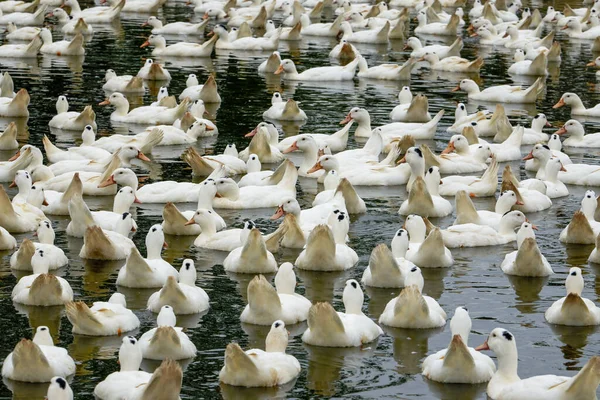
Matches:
[0,0,600,398]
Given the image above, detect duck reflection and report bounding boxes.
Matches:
[68,333,134,375]
[81,258,122,294]
[425,378,487,400]
[295,269,352,304]
[2,377,56,400]
[383,325,444,375]
[12,303,63,341]
[507,275,548,314]
[549,324,600,367]
[241,321,306,349]
[220,378,298,400]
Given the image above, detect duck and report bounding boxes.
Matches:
[561,18,600,39]
[258,51,282,73]
[527,157,568,199]
[390,88,432,123]
[521,113,550,144]
[10,170,46,218]
[439,156,498,197]
[522,143,571,177]
[183,146,247,175]
[48,96,96,131]
[507,51,547,75]
[102,69,145,94]
[65,293,140,336]
[399,170,453,218]
[0,88,30,117]
[5,22,41,41]
[46,8,93,36]
[240,264,311,325]
[139,305,197,360]
[47,377,74,400]
[338,107,372,138]
[339,20,389,44]
[362,241,413,288]
[270,197,342,239]
[116,225,178,288]
[264,20,302,41]
[419,52,484,72]
[379,266,446,328]
[39,28,85,56]
[219,320,301,387]
[302,280,383,347]
[404,36,463,59]
[275,58,358,81]
[79,214,137,260]
[295,214,358,271]
[0,226,16,251]
[500,166,552,213]
[356,55,417,81]
[12,248,73,306]
[454,190,521,230]
[442,210,527,248]
[238,154,275,187]
[422,306,496,383]
[545,267,600,326]
[0,121,18,150]
[421,139,491,175]
[213,24,280,50]
[0,36,42,59]
[500,222,553,277]
[262,92,307,121]
[136,58,172,81]
[186,209,247,251]
[1,326,75,383]
[223,228,278,273]
[94,338,183,400]
[415,10,460,36]
[0,4,47,25]
[453,77,544,103]
[99,92,189,125]
[27,173,83,216]
[62,0,124,23]
[555,119,600,147]
[147,259,210,314]
[403,215,454,268]
[559,191,600,244]
[140,34,217,57]
[213,170,297,209]
[312,175,366,214]
[475,328,600,400]
[329,39,358,62]
[300,13,344,36]
[553,92,600,117]
[0,185,42,233]
[10,221,68,270]
[143,15,207,35]
[447,102,493,134]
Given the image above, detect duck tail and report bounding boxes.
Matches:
[443,335,475,369]
[502,125,524,147]
[12,238,35,269]
[446,37,463,57]
[182,147,214,176]
[394,285,429,318]
[9,88,30,113]
[559,292,592,322]
[158,276,188,309]
[81,226,113,259]
[334,178,366,214]
[565,356,600,398]
[247,274,281,316]
[461,125,479,144]
[1,72,14,98]
[73,18,90,34]
[454,191,479,225]
[309,1,323,19]
[548,42,561,61]
[223,343,258,375]
[140,128,164,154]
[29,274,63,305]
[42,135,62,159]
[488,103,506,127]
[141,359,183,400]
[468,56,484,72]
[493,113,513,142]
[65,301,102,331]
[419,144,440,168]
[425,7,441,23]
[62,173,83,204]
[513,237,551,276]
[263,159,288,185]
[368,244,402,282]
[67,33,85,54]
[301,225,336,269]
[275,159,298,191]
[329,14,344,35]
[564,211,595,244]
[0,122,18,150]
[162,203,190,234]
[539,31,555,51]
[530,52,548,76]
[264,220,288,253]
[74,105,95,126]
[362,127,383,156]
[199,75,220,103]
[11,339,52,381]
[376,21,390,41]
[389,19,406,40]
[396,57,417,80]
[308,302,345,335]
[445,14,460,36]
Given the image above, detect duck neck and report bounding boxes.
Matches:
[113,194,132,214]
[197,186,215,209]
[198,217,217,236]
[494,347,520,384]
[113,99,130,116]
[391,236,408,258]
[38,230,55,245]
[357,57,369,73]
[498,219,517,235]
[355,113,372,136]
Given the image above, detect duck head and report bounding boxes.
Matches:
[342,279,364,315]
[119,335,143,372]
[265,320,289,353]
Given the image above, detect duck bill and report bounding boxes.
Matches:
[441,142,455,155]
[99,99,110,106]
[184,218,196,226]
[163,241,168,249]
[516,200,524,205]
[531,224,539,230]
[402,44,409,50]
[282,141,299,154]
[98,175,116,188]
[451,84,461,92]
[8,180,16,188]
[560,164,567,172]
[502,32,509,38]
[545,121,552,127]
[587,61,597,67]
[205,124,214,131]
[245,127,258,137]
[339,113,352,125]
[46,12,54,17]
[307,162,323,174]
[140,40,150,48]
[553,98,565,109]
[134,196,142,204]
[560,25,569,30]
[417,56,426,62]
[270,205,285,220]
[475,340,489,351]
[137,151,151,162]
[203,12,210,20]
[396,154,407,165]
[8,151,20,162]
[207,30,214,36]
[274,64,284,75]
[522,151,534,160]
[42,198,49,206]
[141,21,149,27]
[555,126,567,135]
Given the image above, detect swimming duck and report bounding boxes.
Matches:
[300,13,344,36]
[439,156,498,197]
[442,210,527,248]
[415,10,460,36]
[143,15,207,35]
[11,221,67,270]
[219,320,301,387]
[65,292,140,336]
[545,267,600,326]
[137,58,172,81]
[500,166,552,213]
[241,264,311,325]
[99,92,190,124]
[47,8,93,36]
[0,185,42,233]
[561,18,600,39]
[238,154,275,187]
[258,51,282,73]
[139,305,197,360]
[522,143,571,177]
[559,191,600,244]
[507,51,547,76]
[422,306,495,383]
[555,119,600,147]
[399,171,453,218]
[0,88,30,117]
[390,89,432,123]
[302,280,383,347]
[1,326,75,383]
[262,93,307,121]
[94,338,183,400]
[454,190,521,231]
[524,157,568,199]
[39,28,85,56]
[419,52,484,72]
[140,34,217,57]
[403,215,454,268]
[339,20,389,44]
[12,248,73,306]
[0,4,47,25]
[78,214,136,260]
[379,266,446,328]
[102,69,145,94]
[475,328,600,400]
[453,77,544,103]
[0,121,18,150]
[147,259,210,314]
[362,241,413,288]
[186,209,246,251]
[212,24,279,50]
[27,173,82,216]
[5,22,41,41]
[223,228,278,273]
[356,55,417,81]
[62,0,124,24]
[212,170,297,209]
[520,113,550,144]
[553,92,600,117]
[47,376,73,400]
[275,58,358,81]
[404,36,463,58]
[48,96,96,131]
[500,222,552,277]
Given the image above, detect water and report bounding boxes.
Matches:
[0,0,600,398]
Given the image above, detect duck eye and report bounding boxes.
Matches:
[350,281,357,289]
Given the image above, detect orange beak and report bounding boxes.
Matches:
[134,196,142,204]
[99,99,110,106]
[206,125,214,131]
[8,180,16,188]
[46,12,54,17]
[207,30,214,37]
[469,32,479,37]
[451,84,461,92]
[417,56,426,62]
[502,32,509,38]
[441,141,455,155]
[516,200,524,205]
[560,164,567,172]
[184,217,196,226]
[587,61,597,67]
[531,224,539,230]
[467,24,474,32]
[553,98,565,108]
[522,151,534,160]
[142,21,149,27]
[245,127,258,138]
[137,151,151,162]
[98,175,116,188]
[396,154,407,165]
[203,12,209,20]
[131,226,137,232]
[215,192,222,198]
[340,112,352,125]
[402,44,409,50]
[42,197,49,206]
[282,141,299,154]
[307,161,323,174]
[555,126,567,135]
[60,3,66,7]
[140,40,150,48]
[270,205,285,220]
[545,121,552,127]
[475,340,489,351]
[274,64,284,75]
[560,24,569,30]
[8,151,20,162]
[163,241,168,249]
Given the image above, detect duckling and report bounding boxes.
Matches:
[302,280,383,347]
[147,259,209,315]
[1,326,76,383]
[422,307,495,383]
[219,320,301,387]
[65,293,140,336]
[12,249,73,306]
[545,267,600,326]
[240,264,311,325]
[139,305,197,360]
[501,222,553,277]
[379,266,446,328]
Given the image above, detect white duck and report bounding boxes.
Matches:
[62,0,124,23]
[507,51,547,76]
[5,22,41,41]
[356,56,417,81]
[48,96,97,131]
[212,171,297,209]
[275,58,359,81]
[10,221,68,271]
[240,263,311,325]
[103,69,145,94]
[439,156,499,197]
[399,169,453,218]
[140,34,217,57]
[78,213,137,260]
[302,280,383,347]
[139,305,197,360]
[65,293,140,336]
[419,52,484,72]
[39,28,85,56]
[223,228,278,273]
[262,92,307,121]
[560,191,600,244]
[404,36,463,58]
[47,8,93,36]
[553,92,600,117]
[403,215,454,268]
[442,210,527,248]
[521,113,550,144]
[545,267,600,326]
[422,307,496,383]
[99,92,189,125]
[137,58,172,81]
[362,241,413,288]
[379,266,447,328]
[454,77,544,103]
[453,190,520,230]
[219,320,301,387]
[500,222,553,277]
[46,377,74,400]
[143,15,207,35]
[186,210,247,251]
[555,119,600,147]
[213,24,280,50]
